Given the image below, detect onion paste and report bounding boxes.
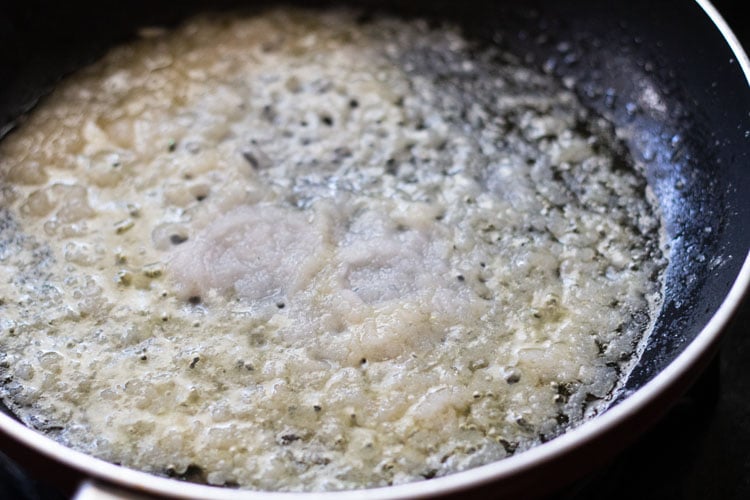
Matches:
[0,8,666,491]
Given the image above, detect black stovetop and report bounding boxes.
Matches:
[563,298,750,500]
[1,2,748,499]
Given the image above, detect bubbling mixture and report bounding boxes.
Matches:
[0,8,666,491]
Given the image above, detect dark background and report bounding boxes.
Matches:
[0,1,748,499]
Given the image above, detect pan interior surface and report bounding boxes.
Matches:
[0,0,748,497]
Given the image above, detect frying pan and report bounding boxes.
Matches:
[0,0,748,498]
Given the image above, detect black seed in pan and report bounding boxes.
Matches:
[170,234,188,245]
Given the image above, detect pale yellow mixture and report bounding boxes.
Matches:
[0,9,666,491]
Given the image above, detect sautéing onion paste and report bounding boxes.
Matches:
[0,8,666,491]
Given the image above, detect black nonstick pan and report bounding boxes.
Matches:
[0,0,748,498]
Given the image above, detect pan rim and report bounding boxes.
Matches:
[1,0,749,498]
